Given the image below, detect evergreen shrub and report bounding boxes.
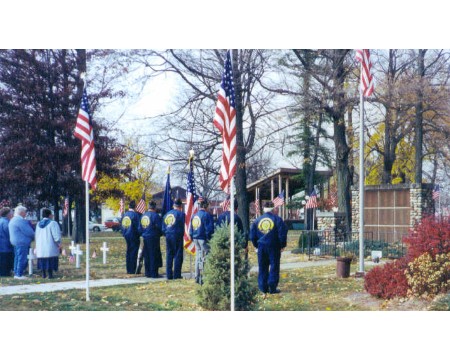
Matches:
[196,223,257,311]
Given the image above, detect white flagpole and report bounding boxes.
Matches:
[359,87,365,274]
[85,181,90,301]
[230,178,235,312]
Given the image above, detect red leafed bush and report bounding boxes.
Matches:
[364,257,410,299]
[403,216,450,259]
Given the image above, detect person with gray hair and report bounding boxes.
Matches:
[9,205,35,279]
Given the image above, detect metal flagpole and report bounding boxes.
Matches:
[85,181,90,301]
[359,88,365,274]
[230,178,235,312]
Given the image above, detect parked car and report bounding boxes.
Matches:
[88,221,107,232]
[104,217,121,231]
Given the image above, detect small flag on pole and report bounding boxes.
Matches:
[119,198,124,215]
[92,250,97,258]
[254,198,260,217]
[355,49,374,97]
[162,167,173,216]
[213,50,237,193]
[306,189,318,209]
[74,87,97,189]
[432,185,440,200]
[272,191,285,208]
[221,195,231,211]
[63,196,69,217]
[62,248,67,257]
[136,193,146,214]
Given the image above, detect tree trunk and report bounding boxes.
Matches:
[232,50,250,238]
[74,194,86,244]
[414,49,426,184]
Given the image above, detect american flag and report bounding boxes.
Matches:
[136,193,146,214]
[432,185,440,200]
[119,198,124,215]
[254,198,260,217]
[221,195,231,212]
[305,188,318,209]
[184,160,198,255]
[213,50,237,193]
[272,191,285,208]
[63,196,69,217]
[74,87,97,189]
[355,49,374,97]
[329,189,337,207]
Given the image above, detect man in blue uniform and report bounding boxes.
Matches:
[189,198,214,284]
[250,201,288,294]
[121,201,141,274]
[9,205,35,279]
[139,201,163,278]
[216,199,247,250]
[162,199,185,280]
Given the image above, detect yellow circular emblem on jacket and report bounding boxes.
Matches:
[122,216,132,228]
[141,216,150,228]
[191,216,201,230]
[258,218,274,234]
[164,214,175,227]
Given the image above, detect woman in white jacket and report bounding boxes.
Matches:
[35,208,61,279]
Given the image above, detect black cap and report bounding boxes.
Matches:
[149,200,157,209]
[200,198,209,208]
[174,199,183,207]
[129,200,136,209]
[264,201,274,208]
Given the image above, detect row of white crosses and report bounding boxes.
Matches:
[27,241,111,274]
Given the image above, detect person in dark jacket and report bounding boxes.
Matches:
[9,205,35,279]
[138,201,163,278]
[121,201,141,274]
[162,199,186,280]
[189,198,214,284]
[249,201,288,294]
[0,207,14,276]
[216,199,247,250]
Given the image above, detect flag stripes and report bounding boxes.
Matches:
[213,50,237,193]
[305,189,318,209]
[272,191,285,208]
[355,49,374,97]
[136,194,146,214]
[184,160,198,255]
[74,87,97,189]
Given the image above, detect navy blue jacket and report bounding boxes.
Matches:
[0,217,13,252]
[216,211,247,247]
[162,209,186,238]
[249,212,288,249]
[189,209,214,241]
[121,210,141,240]
[139,211,163,238]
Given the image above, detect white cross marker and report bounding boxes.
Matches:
[69,241,76,256]
[27,248,37,275]
[100,242,109,264]
[73,244,83,269]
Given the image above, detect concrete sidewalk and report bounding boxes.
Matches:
[0,259,341,296]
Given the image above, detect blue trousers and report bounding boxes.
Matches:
[143,236,160,278]
[165,233,184,279]
[125,237,140,274]
[14,245,30,277]
[257,244,281,293]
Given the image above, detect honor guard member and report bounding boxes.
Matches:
[250,201,288,294]
[189,198,214,284]
[162,198,186,280]
[139,201,163,278]
[216,199,247,250]
[121,200,141,274]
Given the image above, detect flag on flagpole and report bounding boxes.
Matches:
[305,188,318,209]
[74,87,97,189]
[221,195,231,212]
[162,167,173,216]
[355,49,374,97]
[213,50,237,193]
[184,158,198,255]
[432,185,440,200]
[119,198,124,215]
[63,196,69,217]
[136,193,146,214]
[272,191,285,208]
[255,198,260,217]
